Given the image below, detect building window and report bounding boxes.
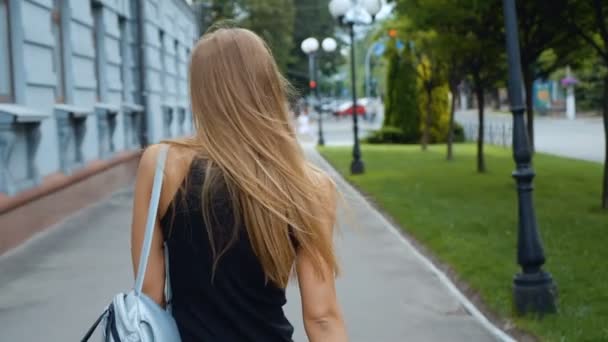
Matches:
[92,2,104,101]
[159,30,166,98]
[174,40,179,98]
[119,16,128,101]
[51,0,66,103]
[0,0,14,103]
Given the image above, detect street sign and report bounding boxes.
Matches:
[373,42,385,56]
[396,40,405,51]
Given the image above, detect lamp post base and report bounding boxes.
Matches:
[513,271,557,316]
[350,159,365,175]
[318,137,325,146]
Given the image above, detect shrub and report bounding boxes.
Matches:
[365,126,417,144]
[417,61,450,143]
[452,122,465,142]
[383,44,420,142]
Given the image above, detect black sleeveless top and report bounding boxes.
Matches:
[160,158,294,342]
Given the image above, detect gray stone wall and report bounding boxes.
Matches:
[0,0,198,195]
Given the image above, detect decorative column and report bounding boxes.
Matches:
[177,107,186,136]
[162,104,174,138]
[0,105,48,195]
[25,122,42,183]
[0,128,16,195]
[95,104,119,159]
[122,103,144,149]
[55,105,93,174]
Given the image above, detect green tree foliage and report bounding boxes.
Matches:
[241,0,295,72]
[515,1,583,150]
[409,31,448,149]
[566,0,608,208]
[398,0,505,172]
[417,71,450,143]
[288,0,340,90]
[383,49,399,127]
[201,0,341,90]
[201,0,295,72]
[574,56,608,111]
[383,42,420,143]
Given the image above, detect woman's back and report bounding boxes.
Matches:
[161,157,294,341]
[130,27,347,342]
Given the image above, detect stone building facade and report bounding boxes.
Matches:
[0,0,198,196]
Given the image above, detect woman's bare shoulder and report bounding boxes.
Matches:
[139,143,199,216]
[305,164,337,200]
[139,143,197,174]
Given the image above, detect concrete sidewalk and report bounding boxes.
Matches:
[0,148,511,341]
[286,147,510,341]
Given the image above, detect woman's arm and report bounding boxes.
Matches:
[297,176,347,342]
[130,145,167,305]
[297,251,348,342]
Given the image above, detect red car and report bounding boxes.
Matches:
[334,101,366,116]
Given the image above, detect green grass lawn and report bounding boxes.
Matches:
[319,144,607,342]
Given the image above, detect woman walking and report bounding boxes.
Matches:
[130,27,347,342]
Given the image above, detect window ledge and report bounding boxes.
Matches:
[95,103,120,114]
[122,103,144,112]
[0,104,49,123]
[162,102,176,109]
[54,104,93,118]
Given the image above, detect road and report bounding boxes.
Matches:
[300,114,383,147]
[308,109,605,163]
[456,110,605,163]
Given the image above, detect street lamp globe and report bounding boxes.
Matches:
[321,37,337,53]
[328,0,350,19]
[300,37,319,54]
[361,0,382,18]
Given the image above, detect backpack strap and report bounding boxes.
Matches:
[164,242,173,310]
[134,144,169,295]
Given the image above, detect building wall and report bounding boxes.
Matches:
[143,0,196,142]
[0,0,198,196]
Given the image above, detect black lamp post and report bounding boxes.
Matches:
[329,0,382,175]
[301,38,324,146]
[502,0,557,315]
[301,37,338,147]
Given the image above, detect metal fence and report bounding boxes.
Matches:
[461,121,513,148]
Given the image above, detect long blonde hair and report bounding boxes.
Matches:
[168,27,338,287]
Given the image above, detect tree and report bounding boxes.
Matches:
[409,31,447,150]
[417,75,450,144]
[572,54,607,112]
[398,0,505,172]
[441,36,468,161]
[242,0,295,72]
[467,35,506,173]
[287,0,340,90]
[516,1,581,151]
[567,0,608,208]
[201,0,296,73]
[383,40,420,142]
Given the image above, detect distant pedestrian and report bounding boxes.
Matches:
[129,28,346,342]
[298,112,311,135]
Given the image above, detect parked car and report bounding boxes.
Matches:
[334,100,367,116]
[320,101,334,113]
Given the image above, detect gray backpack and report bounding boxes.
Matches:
[82,145,181,341]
